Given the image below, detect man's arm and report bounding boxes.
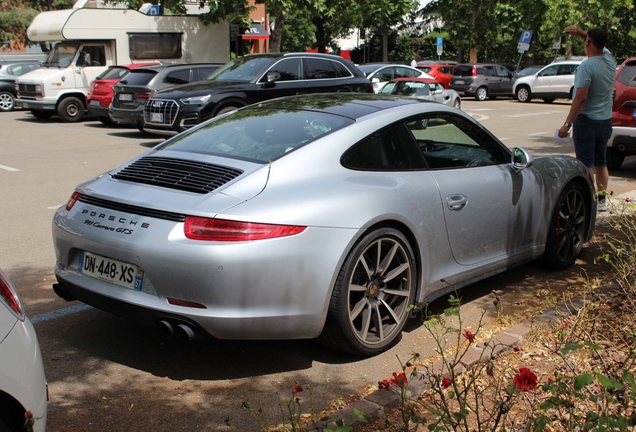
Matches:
[565,25,587,40]
[558,86,589,137]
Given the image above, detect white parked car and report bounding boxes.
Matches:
[513,60,582,103]
[0,269,47,432]
[357,63,433,93]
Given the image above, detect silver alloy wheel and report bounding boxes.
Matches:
[0,92,14,111]
[347,235,413,348]
[476,87,487,101]
[516,86,530,102]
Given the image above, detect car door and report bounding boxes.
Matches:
[75,44,108,91]
[405,113,543,265]
[256,57,307,100]
[302,58,351,93]
[554,63,578,96]
[495,66,513,94]
[429,82,450,103]
[533,64,559,94]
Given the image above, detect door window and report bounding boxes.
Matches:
[376,68,394,82]
[265,58,301,82]
[342,124,421,171]
[405,114,508,169]
[538,66,558,77]
[304,58,337,79]
[164,69,191,85]
[76,46,106,67]
[557,64,578,75]
[496,66,510,77]
[481,66,495,76]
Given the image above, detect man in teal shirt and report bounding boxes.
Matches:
[558,26,616,212]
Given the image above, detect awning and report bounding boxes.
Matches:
[242,22,269,40]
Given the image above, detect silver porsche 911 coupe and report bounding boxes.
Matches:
[52,93,596,356]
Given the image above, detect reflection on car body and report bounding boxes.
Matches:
[52,93,596,356]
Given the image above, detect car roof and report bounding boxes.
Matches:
[128,63,223,73]
[392,77,437,84]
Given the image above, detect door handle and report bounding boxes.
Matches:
[446,194,468,211]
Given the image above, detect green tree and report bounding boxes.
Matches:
[359,0,416,61]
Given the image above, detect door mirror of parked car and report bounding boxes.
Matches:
[262,71,281,88]
[512,147,534,172]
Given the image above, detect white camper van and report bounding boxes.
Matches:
[15,7,229,122]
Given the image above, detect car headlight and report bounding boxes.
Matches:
[180,94,211,105]
[35,84,42,93]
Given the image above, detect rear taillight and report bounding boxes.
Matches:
[184,217,307,241]
[472,66,478,76]
[65,191,81,211]
[136,92,153,105]
[0,269,25,320]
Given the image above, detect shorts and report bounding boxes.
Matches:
[572,114,613,168]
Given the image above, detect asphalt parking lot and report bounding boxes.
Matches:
[2,99,636,431]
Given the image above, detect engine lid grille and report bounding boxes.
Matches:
[112,156,244,194]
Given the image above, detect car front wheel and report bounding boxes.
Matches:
[0,91,15,111]
[516,86,531,103]
[475,87,488,101]
[319,227,416,356]
[57,97,85,122]
[538,182,589,270]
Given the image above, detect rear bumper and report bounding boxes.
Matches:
[608,126,636,153]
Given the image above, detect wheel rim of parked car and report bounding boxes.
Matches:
[476,87,487,101]
[553,186,587,264]
[517,87,530,102]
[0,92,14,111]
[347,234,413,347]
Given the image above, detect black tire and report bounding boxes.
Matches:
[488,95,497,100]
[538,182,589,270]
[319,227,416,356]
[475,87,488,101]
[57,97,85,122]
[30,110,53,120]
[98,116,114,126]
[0,419,12,432]
[606,148,625,170]
[516,86,531,103]
[543,98,555,104]
[0,91,15,111]
[216,105,239,116]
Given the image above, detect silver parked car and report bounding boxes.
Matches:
[380,77,462,110]
[52,93,596,356]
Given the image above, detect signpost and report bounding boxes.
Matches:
[436,37,443,59]
[516,30,533,72]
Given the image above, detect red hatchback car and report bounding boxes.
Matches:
[607,58,636,169]
[416,63,456,88]
[87,63,158,125]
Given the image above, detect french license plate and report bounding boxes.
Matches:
[118,93,133,101]
[78,251,143,291]
[89,100,100,107]
[454,80,465,85]
[151,113,163,122]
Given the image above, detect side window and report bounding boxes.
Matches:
[164,69,191,85]
[406,114,508,169]
[193,67,218,81]
[77,46,106,67]
[439,67,453,74]
[264,58,301,82]
[377,68,394,82]
[538,66,558,77]
[342,124,418,171]
[331,60,352,78]
[429,83,442,92]
[395,67,413,78]
[558,64,577,75]
[304,58,337,79]
[482,66,495,76]
[496,66,510,77]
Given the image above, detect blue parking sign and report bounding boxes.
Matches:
[436,37,443,47]
[519,30,533,44]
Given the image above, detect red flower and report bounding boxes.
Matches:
[463,329,476,344]
[378,379,391,390]
[513,368,537,392]
[391,372,408,388]
[626,197,631,203]
[441,377,452,388]
[292,382,303,394]
[513,346,521,352]
[563,319,572,328]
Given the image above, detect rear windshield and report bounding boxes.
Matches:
[97,67,130,80]
[159,108,354,163]
[453,65,473,76]
[617,61,636,87]
[120,70,158,86]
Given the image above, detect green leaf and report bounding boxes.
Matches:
[596,374,625,390]
[351,408,368,422]
[506,381,520,395]
[583,342,601,351]
[444,307,459,317]
[574,373,594,391]
[560,342,583,355]
[539,400,554,411]
[533,416,551,431]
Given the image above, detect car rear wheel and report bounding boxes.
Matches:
[475,87,488,101]
[538,182,589,270]
[543,98,555,104]
[98,116,114,126]
[319,227,416,356]
[606,148,625,170]
[58,97,85,122]
[0,91,15,111]
[30,110,53,120]
[516,86,531,103]
[216,105,240,116]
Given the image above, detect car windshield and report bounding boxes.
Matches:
[387,81,431,96]
[206,56,274,82]
[357,65,381,77]
[516,67,542,77]
[43,43,79,68]
[159,108,354,163]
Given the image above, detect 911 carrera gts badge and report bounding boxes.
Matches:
[81,209,150,234]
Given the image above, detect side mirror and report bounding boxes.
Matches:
[266,71,281,82]
[512,147,534,172]
[371,77,380,83]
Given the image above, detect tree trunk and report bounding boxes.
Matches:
[382,26,388,62]
[469,46,477,63]
[269,9,285,53]
[313,16,327,53]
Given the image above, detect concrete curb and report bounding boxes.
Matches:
[305,284,617,431]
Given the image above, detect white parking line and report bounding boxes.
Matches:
[503,111,564,118]
[498,137,513,141]
[0,115,141,141]
[466,112,489,121]
[528,132,550,136]
[47,206,62,210]
[0,164,20,172]
[466,108,494,111]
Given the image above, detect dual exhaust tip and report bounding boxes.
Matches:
[157,319,202,341]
